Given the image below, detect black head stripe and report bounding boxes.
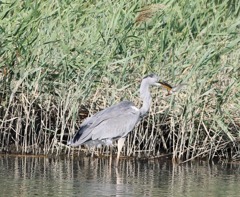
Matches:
[143,73,155,79]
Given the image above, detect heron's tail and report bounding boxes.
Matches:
[67,137,81,147]
[67,139,73,146]
[67,125,88,146]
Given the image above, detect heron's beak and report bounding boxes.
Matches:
[158,81,173,95]
[159,81,173,91]
[159,81,187,96]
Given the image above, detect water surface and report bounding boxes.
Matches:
[0,155,240,197]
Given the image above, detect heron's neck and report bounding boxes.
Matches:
[139,81,152,117]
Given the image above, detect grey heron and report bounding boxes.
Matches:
[68,74,173,166]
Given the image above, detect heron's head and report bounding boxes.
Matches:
[142,73,161,86]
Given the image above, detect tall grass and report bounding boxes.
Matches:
[0,0,239,162]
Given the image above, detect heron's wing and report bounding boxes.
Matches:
[91,106,140,140]
[69,101,140,146]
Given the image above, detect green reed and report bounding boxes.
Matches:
[0,0,239,162]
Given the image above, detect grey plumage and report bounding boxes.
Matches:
[69,101,139,147]
[68,74,162,166]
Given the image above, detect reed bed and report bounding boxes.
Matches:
[0,0,239,162]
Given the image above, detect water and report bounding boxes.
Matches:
[0,155,240,197]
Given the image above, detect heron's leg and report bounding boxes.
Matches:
[89,146,96,157]
[116,137,126,167]
[109,146,113,166]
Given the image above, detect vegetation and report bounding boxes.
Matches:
[0,0,239,162]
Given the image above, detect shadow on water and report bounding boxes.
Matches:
[0,155,240,197]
